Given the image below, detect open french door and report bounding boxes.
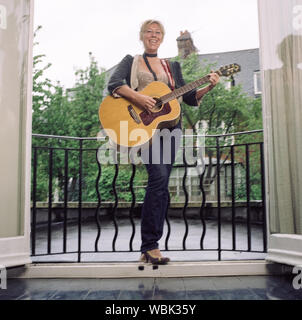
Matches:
[258,0,302,267]
[0,0,33,267]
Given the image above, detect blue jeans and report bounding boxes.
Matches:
[140,124,182,253]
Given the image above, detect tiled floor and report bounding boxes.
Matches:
[1,275,301,300]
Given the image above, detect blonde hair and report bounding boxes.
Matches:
[139,19,165,42]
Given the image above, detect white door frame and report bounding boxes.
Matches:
[266,234,302,266]
[0,0,33,268]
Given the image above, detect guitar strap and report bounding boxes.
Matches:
[142,53,158,81]
[142,54,175,91]
[160,59,175,90]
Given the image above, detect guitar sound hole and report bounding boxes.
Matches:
[153,98,163,112]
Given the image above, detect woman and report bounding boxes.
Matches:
[107,19,219,264]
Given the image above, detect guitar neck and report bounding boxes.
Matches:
[160,74,212,104]
[155,61,241,106]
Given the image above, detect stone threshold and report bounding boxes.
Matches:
[8,260,288,279]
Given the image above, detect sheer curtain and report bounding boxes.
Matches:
[259,0,302,234]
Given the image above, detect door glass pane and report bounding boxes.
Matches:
[0,0,31,237]
[259,0,302,234]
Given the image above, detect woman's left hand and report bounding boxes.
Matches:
[208,70,220,88]
[195,70,221,102]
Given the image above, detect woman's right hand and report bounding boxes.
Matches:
[133,93,156,114]
[114,85,156,114]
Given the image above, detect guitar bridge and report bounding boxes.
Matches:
[128,105,141,124]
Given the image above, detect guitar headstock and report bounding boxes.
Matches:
[217,63,241,77]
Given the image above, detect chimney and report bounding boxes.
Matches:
[176,30,198,58]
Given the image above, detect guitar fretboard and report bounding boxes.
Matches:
[158,74,213,106]
[153,62,240,107]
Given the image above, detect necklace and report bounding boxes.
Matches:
[142,53,158,81]
[143,52,157,58]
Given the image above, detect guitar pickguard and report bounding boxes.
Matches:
[139,103,172,126]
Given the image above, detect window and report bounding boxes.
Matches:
[253,71,262,95]
[224,75,235,90]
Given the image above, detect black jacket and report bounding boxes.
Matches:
[107,54,198,106]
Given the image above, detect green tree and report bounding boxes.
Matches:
[67,52,105,138]
[65,53,107,201]
[173,53,258,135]
[32,26,70,201]
[32,28,107,202]
[173,53,263,200]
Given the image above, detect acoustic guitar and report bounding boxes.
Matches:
[99,63,240,148]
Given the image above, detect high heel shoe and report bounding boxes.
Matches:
[143,250,170,265]
[139,253,147,263]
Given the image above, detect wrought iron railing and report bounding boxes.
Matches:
[31,130,266,262]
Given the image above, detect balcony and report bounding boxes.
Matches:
[3,130,301,301]
[30,130,267,263]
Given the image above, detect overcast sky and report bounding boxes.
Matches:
[33,0,259,88]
